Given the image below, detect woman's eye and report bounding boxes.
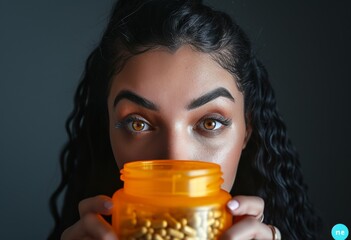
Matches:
[196,115,232,134]
[115,116,152,133]
[130,119,148,131]
[202,119,223,130]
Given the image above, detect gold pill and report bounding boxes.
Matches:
[184,237,199,240]
[164,235,171,240]
[213,210,222,219]
[181,218,188,226]
[164,214,181,230]
[167,228,185,239]
[174,223,182,230]
[206,218,215,226]
[213,219,220,228]
[125,208,136,216]
[182,225,197,237]
[122,217,137,227]
[157,229,167,237]
[148,228,155,234]
[146,233,153,240]
[127,226,147,238]
[218,218,225,230]
[208,211,214,219]
[212,228,219,235]
[141,219,152,228]
[153,233,164,240]
[152,219,168,229]
[207,232,215,240]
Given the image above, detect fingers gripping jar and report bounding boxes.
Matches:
[112,160,233,240]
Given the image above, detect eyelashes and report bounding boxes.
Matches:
[115,115,153,133]
[194,114,232,136]
[198,115,232,130]
[114,114,232,135]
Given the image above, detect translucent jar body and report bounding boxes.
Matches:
[112,160,232,240]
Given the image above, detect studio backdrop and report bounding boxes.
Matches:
[0,0,350,239]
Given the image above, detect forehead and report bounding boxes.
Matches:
[108,46,241,106]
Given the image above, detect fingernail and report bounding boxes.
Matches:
[104,201,113,210]
[227,200,239,211]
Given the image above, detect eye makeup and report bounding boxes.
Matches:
[114,115,153,133]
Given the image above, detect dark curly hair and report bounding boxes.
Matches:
[48,0,321,239]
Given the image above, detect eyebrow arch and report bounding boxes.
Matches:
[113,90,159,111]
[187,87,235,110]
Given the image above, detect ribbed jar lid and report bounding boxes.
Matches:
[121,160,223,197]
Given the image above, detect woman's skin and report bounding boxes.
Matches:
[61,46,277,240]
[108,46,249,192]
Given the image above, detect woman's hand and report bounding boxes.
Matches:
[221,196,281,240]
[61,195,118,240]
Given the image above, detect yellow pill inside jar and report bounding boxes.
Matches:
[112,160,233,240]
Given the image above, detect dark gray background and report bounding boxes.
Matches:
[0,0,350,239]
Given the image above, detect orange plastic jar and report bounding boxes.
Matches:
[112,160,232,240]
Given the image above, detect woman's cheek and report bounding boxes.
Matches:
[206,128,246,191]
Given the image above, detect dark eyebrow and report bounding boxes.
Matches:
[113,90,159,111]
[187,87,235,110]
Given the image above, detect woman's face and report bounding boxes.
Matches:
[108,46,250,191]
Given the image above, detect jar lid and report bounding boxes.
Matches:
[121,160,224,197]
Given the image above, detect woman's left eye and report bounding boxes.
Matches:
[196,116,232,132]
[202,119,223,130]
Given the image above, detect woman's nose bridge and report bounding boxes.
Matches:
[161,126,190,160]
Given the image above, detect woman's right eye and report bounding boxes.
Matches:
[115,115,152,133]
